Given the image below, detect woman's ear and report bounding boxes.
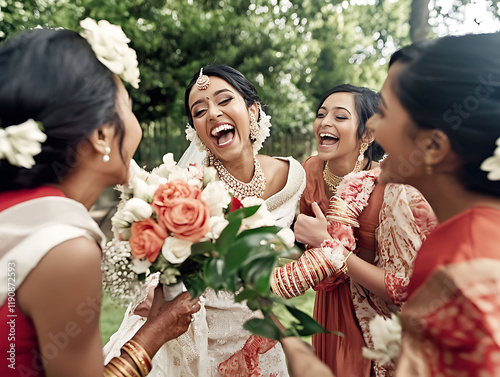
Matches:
[249,102,259,120]
[419,129,452,166]
[85,124,115,157]
[361,129,376,145]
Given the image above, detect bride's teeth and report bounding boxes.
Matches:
[211,124,234,136]
[320,133,339,139]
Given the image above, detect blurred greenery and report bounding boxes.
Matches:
[100,291,127,345]
[2,0,496,166]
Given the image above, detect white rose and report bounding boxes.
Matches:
[152,153,178,178]
[240,198,276,230]
[162,237,192,264]
[277,227,295,248]
[131,177,158,203]
[201,181,232,217]
[202,216,229,241]
[0,119,47,169]
[112,197,152,228]
[130,258,152,274]
[168,167,199,187]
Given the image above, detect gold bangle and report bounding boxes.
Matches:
[105,362,126,377]
[122,345,147,377]
[108,358,138,377]
[123,340,152,375]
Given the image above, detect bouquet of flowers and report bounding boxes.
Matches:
[102,153,325,340]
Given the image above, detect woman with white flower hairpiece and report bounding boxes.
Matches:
[367,32,500,376]
[0,20,200,377]
[104,64,306,376]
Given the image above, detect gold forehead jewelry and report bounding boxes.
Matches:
[196,68,210,90]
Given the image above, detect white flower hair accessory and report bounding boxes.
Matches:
[184,105,272,155]
[185,124,206,153]
[480,137,500,181]
[0,119,47,169]
[252,105,272,155]
[79,18,140,89]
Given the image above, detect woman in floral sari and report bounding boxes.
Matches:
[369,32,500,376]
[271,84,437,376]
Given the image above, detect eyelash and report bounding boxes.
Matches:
[193,97,233,118]
[316,113,348,120]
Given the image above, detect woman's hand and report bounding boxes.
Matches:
[134,286,201,355]
[294,202,331,248]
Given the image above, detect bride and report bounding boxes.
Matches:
[104,64,306,376]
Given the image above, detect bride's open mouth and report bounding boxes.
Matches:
[211,124,235,146]
[319,132,339,147]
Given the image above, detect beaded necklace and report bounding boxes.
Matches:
[213,158,266,199]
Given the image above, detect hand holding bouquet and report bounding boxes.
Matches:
[103,154,325,340]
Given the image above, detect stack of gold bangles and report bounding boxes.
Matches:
[326,195,362,228]
[270,247,348,299]
[104,340,152,377]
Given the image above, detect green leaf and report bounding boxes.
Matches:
[224,205,260,223]
[236,226,282,238]
[183,274,207,298]
[202,258,225,290]
[190,241,215,257]
[286,305,329,336]
[243,317,282,341]
[214,216,242,255]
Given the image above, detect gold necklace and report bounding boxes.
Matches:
[214,158,266,199]
[323,158,364,195]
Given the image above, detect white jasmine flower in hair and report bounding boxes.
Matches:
[480,137,500,181]
[362,313,402,365]
[252,106,272,155]
[79,18,140,88]
[0,119,47,169]
[185,124,206,153]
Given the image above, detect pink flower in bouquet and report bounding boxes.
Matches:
[129,218,168,262]
[160,198,211,242]
[152,180,200,209]
[327,221,356,251]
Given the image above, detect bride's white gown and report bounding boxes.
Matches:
[103,157,306,377]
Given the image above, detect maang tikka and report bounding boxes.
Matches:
[196,68,210,90]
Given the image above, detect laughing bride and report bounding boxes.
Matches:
[104,64,306,376]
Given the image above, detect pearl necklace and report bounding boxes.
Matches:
[214,158,266,200]
[323,158,364,195]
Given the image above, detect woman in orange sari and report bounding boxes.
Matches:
[369,32,500,376]
[271,84,437,376]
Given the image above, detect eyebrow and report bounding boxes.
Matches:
[318,105,352,115]
[190,89,235,112]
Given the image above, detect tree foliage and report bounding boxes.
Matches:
[1,0,497,165]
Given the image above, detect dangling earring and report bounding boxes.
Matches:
[103,147,111,163]
[425,164,433,175]
[249,113,259,141]
[353,143,369,172]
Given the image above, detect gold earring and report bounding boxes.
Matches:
[353,143,369,172]
[249,114,259,140]
[425,164,433,175]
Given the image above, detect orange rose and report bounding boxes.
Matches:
[152,180,201,220]
[159,197,211,242]
[129,218,168,262]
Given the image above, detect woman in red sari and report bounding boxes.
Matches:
[368,32,500,376]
